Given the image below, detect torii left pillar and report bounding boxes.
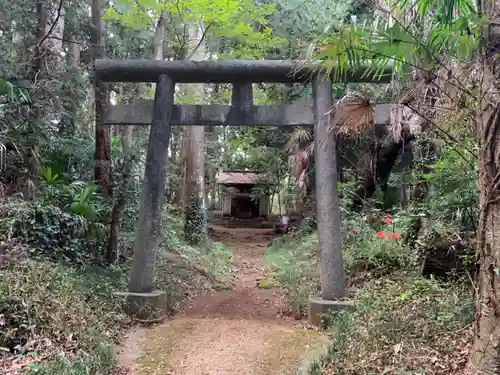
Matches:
[115,74,174,320]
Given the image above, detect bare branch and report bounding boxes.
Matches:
[37,0,64,48]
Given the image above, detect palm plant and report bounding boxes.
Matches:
[287,0,478,204]
[298,0,500,372]
[286,92,379,192]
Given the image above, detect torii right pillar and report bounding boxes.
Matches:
[308,72,352,328]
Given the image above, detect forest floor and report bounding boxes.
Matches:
[117,224,328,375]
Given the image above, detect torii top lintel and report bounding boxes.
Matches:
[94,59,393,84]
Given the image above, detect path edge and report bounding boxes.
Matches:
[295,336,330,375]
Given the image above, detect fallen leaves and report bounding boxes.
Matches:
[318,278,474,375]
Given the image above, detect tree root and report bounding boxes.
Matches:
[162,252,216,283]
[132,315,169,325]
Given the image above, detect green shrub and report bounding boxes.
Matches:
[266,215,415,315]
[0,204,232,373]
[0,198,108,265]
[202,242,233,280]
[25,344,117,375]
[0,261,129,357]
[308,277,474,374]
[341,214,417,274]
[342,226,415,277]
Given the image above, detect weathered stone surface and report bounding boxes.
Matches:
[95,59,393,83]
[128,74,174,293]
[313,74,345,300]
[307,297,353,328]
[103,100,393,127]
[114,290,168,320]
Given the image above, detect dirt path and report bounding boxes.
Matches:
[119,225,328,375]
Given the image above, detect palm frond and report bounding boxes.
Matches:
[388,104,422,144]
[305,141,314,156]
[285,127,312,152]
[329,92,376,135]
[288,150,311,191]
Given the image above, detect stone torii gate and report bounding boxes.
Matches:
[96,59,392,326]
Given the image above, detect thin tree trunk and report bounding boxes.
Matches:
[153,14,167,60]
[106,125,134,263]
[151,13,167,91]
[91,0,111,197]
[350,133,415,211]
[210,170,217,209]
[183,23,207,245]
[166,133,177,203]
[177,135,187,210]
[71,37,81,63]
[28,0,65,199]
[106,14,168,262]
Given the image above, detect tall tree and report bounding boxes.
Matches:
[28,0,66,198]
[307,0,494,370]
[34,0,65,75]
[183,23,207,245]
[106,13,167,262]
[91,0,111,197]
[468,0,500,371]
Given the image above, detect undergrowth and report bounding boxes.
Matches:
[266,214,414,316]
[268,211,474,374]
[0,261,129,374]
[0,198,232,374]
[308,277,474,374]
[24,344,117,375]
[161,208,233,282]
[155,209,233,308]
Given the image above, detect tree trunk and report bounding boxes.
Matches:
[153,14,167,60]
[106,125,134,263]
[91,0,111,198]
[350,132,415,211]
[71,37,81,63]
[167,132,179,204]
[183,23,207,245]
[34,0,65,74]
[28,0,65,198]
[184,125,206,245]
[151,13,167,91]
[106,14,168,263]
[175,134,187,209]
[468,15,500,369]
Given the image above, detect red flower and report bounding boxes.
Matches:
[375,231,401,240]
[383,217,392,224]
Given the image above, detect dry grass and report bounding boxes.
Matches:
[0,261,130,374]
[308,277,474,375]
[331,93,376,135]
[266,220,474,375]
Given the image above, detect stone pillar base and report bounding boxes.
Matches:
[307,297,353,329]
[113,290,168,320]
